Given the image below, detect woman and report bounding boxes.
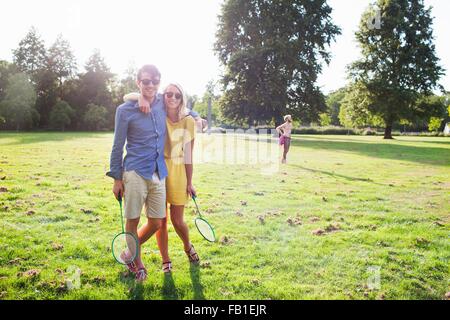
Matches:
[125,83,199,273]
[276,115,293,164]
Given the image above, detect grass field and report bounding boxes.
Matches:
[0,132,449,300]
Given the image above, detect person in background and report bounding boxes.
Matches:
[276,115,293,164]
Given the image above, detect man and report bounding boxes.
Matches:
[106,64,200,282]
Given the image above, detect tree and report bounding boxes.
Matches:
[61,77,84,129]
[214,0,341,127]
[12,27,47,84]
[339,81,384,128]
[34,68,59,128]
[0,61,19,101]
[348,0,444,139]
[319,113,331,126]
[0,73,38,130]
[195,96,221,124]
[399,118,412,132]
[48,34,77,90]
[80,50,114,128]
[194,81,223,125]
[49,100,75,131]
[85,49,111,75]
[428,117,443,132]
[12,27,64,128]
[325,88,346,126]
[112,62,137,109]
[63,50,114,130]
[414,94,446,121]
[83,103,108,131]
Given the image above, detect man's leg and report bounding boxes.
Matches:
[125,217,144,268]
[123,171,147,270]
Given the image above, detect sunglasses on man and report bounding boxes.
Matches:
[140,79,160,86]
[165,92,182,100]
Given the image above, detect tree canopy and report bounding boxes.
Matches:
[215,0,341,127]
[347,0,444,138]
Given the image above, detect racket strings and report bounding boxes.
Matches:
[112,232,138,264]
[195,218,216,242]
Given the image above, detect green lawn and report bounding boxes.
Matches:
[0,132,449,300]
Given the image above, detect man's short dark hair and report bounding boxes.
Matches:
[137,64,161,81]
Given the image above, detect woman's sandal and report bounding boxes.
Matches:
[135,268,147,282]
[185,244,200,264]
[162,261,172,273]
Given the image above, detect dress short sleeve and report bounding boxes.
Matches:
[183,116,196,145]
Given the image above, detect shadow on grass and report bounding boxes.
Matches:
[0,132,110,145]
[297,135,450,145]
[119,270,145,300]
[118,269,182,300]
[291,136,450,166]
[190,264,205,300]
[290,164,387,186]
[162,272,179,300]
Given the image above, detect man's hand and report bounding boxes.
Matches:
[113,180,125,200]
[194,117,208,133]
[138,95,151,114]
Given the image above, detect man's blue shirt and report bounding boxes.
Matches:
[107,94,167,181]
[106,93,199,181]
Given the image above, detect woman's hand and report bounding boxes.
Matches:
[187,184,197,198]
[138,95,151,114]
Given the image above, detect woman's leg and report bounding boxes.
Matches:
[283,138,291,162]
[280,143,285,163]
[154,204,170,263]
[170,204,192,252]
[137,217,162,261]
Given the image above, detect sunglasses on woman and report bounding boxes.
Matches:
[140,79,160,86]
[165,92,182,100]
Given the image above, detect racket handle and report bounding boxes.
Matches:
[192,194,197,200]
[117,192,122,203]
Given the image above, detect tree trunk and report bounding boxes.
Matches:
[384,124,393,139]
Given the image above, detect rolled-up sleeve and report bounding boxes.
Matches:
[189,109,199,118]
[106,107,128,180]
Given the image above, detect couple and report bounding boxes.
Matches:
[106,64,201,282]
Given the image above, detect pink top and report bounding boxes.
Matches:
[276,122,293,138]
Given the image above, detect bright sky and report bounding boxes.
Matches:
[1,0,449,96]
[318,0,450,94]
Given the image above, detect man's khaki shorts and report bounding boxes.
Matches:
[123,170,166,219]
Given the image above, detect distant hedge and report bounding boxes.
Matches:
[204,125,449,136]
[291,127,357,135]
[250,126,358,135]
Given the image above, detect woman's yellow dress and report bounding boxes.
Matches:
[164,115,196,205]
